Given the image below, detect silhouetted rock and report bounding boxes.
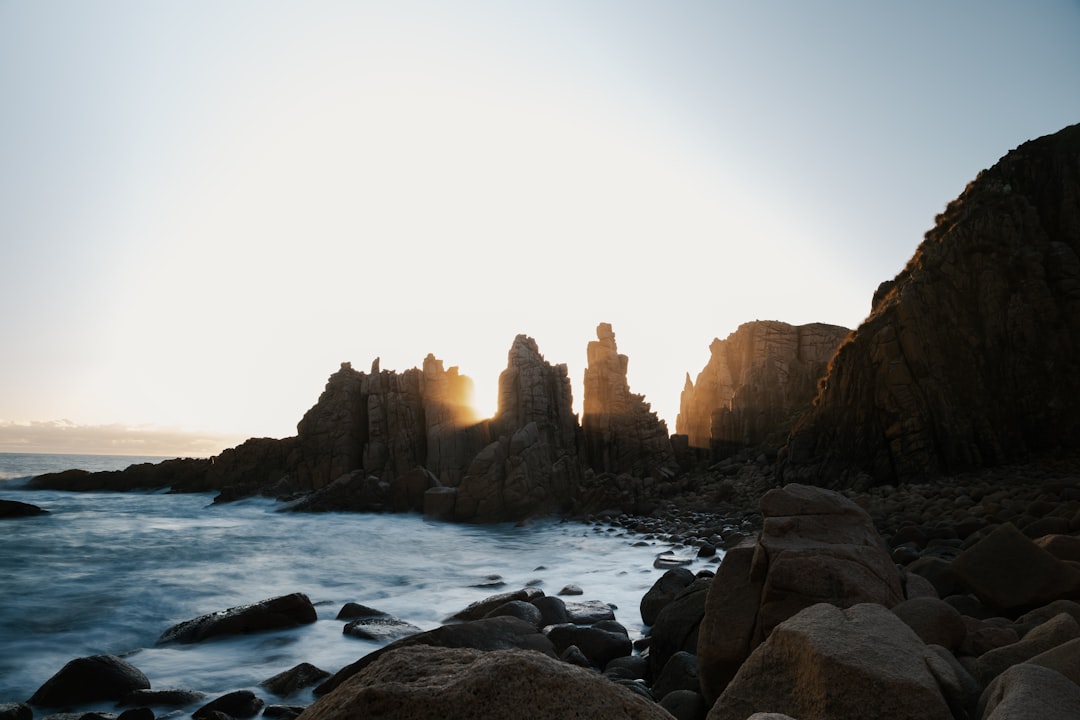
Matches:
[582,323,676,478]
[158,593,317,644]
[192,690,263,720]
[28,458,210,492]
[452,335,583,522]
[783,122,1080,485]
[0,499,49,518]
[28,655,150,707]
[676,321,849,452]
[261,664,331,698]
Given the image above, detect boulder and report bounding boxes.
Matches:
[1026,636,1080,685]
[974,612,1080,685]
[118,689,206,708]
[950,522,1080,612]
[658,690,708,720]
[482,600,542,629]
[0,499,49,518]
[651,651,700,701]
[261,663,332,697]
[640,567,696,626]
[648,578,711,678]
[708,603,954,720]
[544,623,632,670]
[1035,533,1080,563]
[302,646,674,720]
[449,588,544,621]
[0,704,31,720]
[890,596,967,651]
[158,593,317,643]
[315,616,555,696]
[978,663,1080,720]
[192,691,264,720]
[28,655,150,707]
[343,614,421,642]
[696,545,762,703]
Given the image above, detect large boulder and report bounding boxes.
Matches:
[315,616,555,696]
[640,567,696,627]
[648,577,711,678]
[950,522,1080,612]
[676,321,849,451]
[974,612,1080,685]
[0,499,49,518]
[708,603,955,720]
[298,646,673,720]
[697,484,904,702]
[158,593,317,643]
[783,122,1080,484]
[28,655,150,707]
[978,663,1080,720]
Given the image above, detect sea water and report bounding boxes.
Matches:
[0,453,716,707]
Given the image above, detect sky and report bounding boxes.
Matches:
[2,1,1079,457]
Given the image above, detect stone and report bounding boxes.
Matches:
[118,690,206,708]
[28,655,150,707]
[335,603,385,620]
[648,578,711,678]
[677,321,849,451]
[544,623,632,669]
[640,567,696,626]
[975,612,1080,685]
[158,593,317,644]
[0,704,31,720]
[482,600,542,629]
[314,616,555,696]
[343,614,421,642]
[558,584,584,596]
[950,522,1080,611]
[651,651,700,701]
[260,663,331,697]
[449,588,544,621]
[301,646,675,720]
[563,599,616,625]
[192,691,264,720]
[530,595,570,627]
[783,122,1080,484]
[708,603,954,720]
[978,663,1080,720]
[696,545,762,703]
[659,690,708,720]
[1035,533,1080,563]
[582,323,676,478]
[890,596,967,651]
[1026,636,1080,685]
[0,499,49,518]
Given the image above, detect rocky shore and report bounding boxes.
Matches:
[6,468,1080,720]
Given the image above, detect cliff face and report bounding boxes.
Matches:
[783,122,1080,485]
[582,323,676,478]
[676,321,849,452]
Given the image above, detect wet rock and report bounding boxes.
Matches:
[449,588,545,621]
[261,706,305,720]
[260,663,332,697]
[343,614,421,642]
[651,651,699,701]
[482,600,542,629]
[648,578,710,679]
[563,600,616,625]
[544,623,632,670]
[28,655,150,707]
[158,593,317,644]
[119,690,206,708]
[335,603,384,620]
[192,691,263,720]
[0,499,49,518]
[530,595,569,627]
[640,567,695,626]
[0,703,32,720]
[557,584,583,596]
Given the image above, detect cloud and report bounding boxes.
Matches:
[0,420,248,458]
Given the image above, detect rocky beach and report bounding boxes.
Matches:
[5,122,1080,719]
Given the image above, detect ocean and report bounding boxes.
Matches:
[0,452,714,708]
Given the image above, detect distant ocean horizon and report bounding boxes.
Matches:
[0,452,175,483]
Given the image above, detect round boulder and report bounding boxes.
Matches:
[28,655,150,707]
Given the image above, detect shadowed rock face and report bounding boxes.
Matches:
[582,323,675,478]
[783,122,1080,486]
[676,321,849,452]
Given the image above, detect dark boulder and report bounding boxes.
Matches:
[192,691,263,720]
[640,567,695,626]
[260,663,331,697]
[28,655,150,707]
[158,593,317,644]
[0,499,49,518]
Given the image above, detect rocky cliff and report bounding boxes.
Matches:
[582,323,676,478]
[676,321,850,452]
[783,122,1080,486]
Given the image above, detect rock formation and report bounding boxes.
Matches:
[676,321,850,452]
[783,122,1080,485]
[447,335,583,522]
[582,323,676,478]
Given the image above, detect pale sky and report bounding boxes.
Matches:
[2,1,1079,456]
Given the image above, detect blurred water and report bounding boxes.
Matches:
[0,460,717,707]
